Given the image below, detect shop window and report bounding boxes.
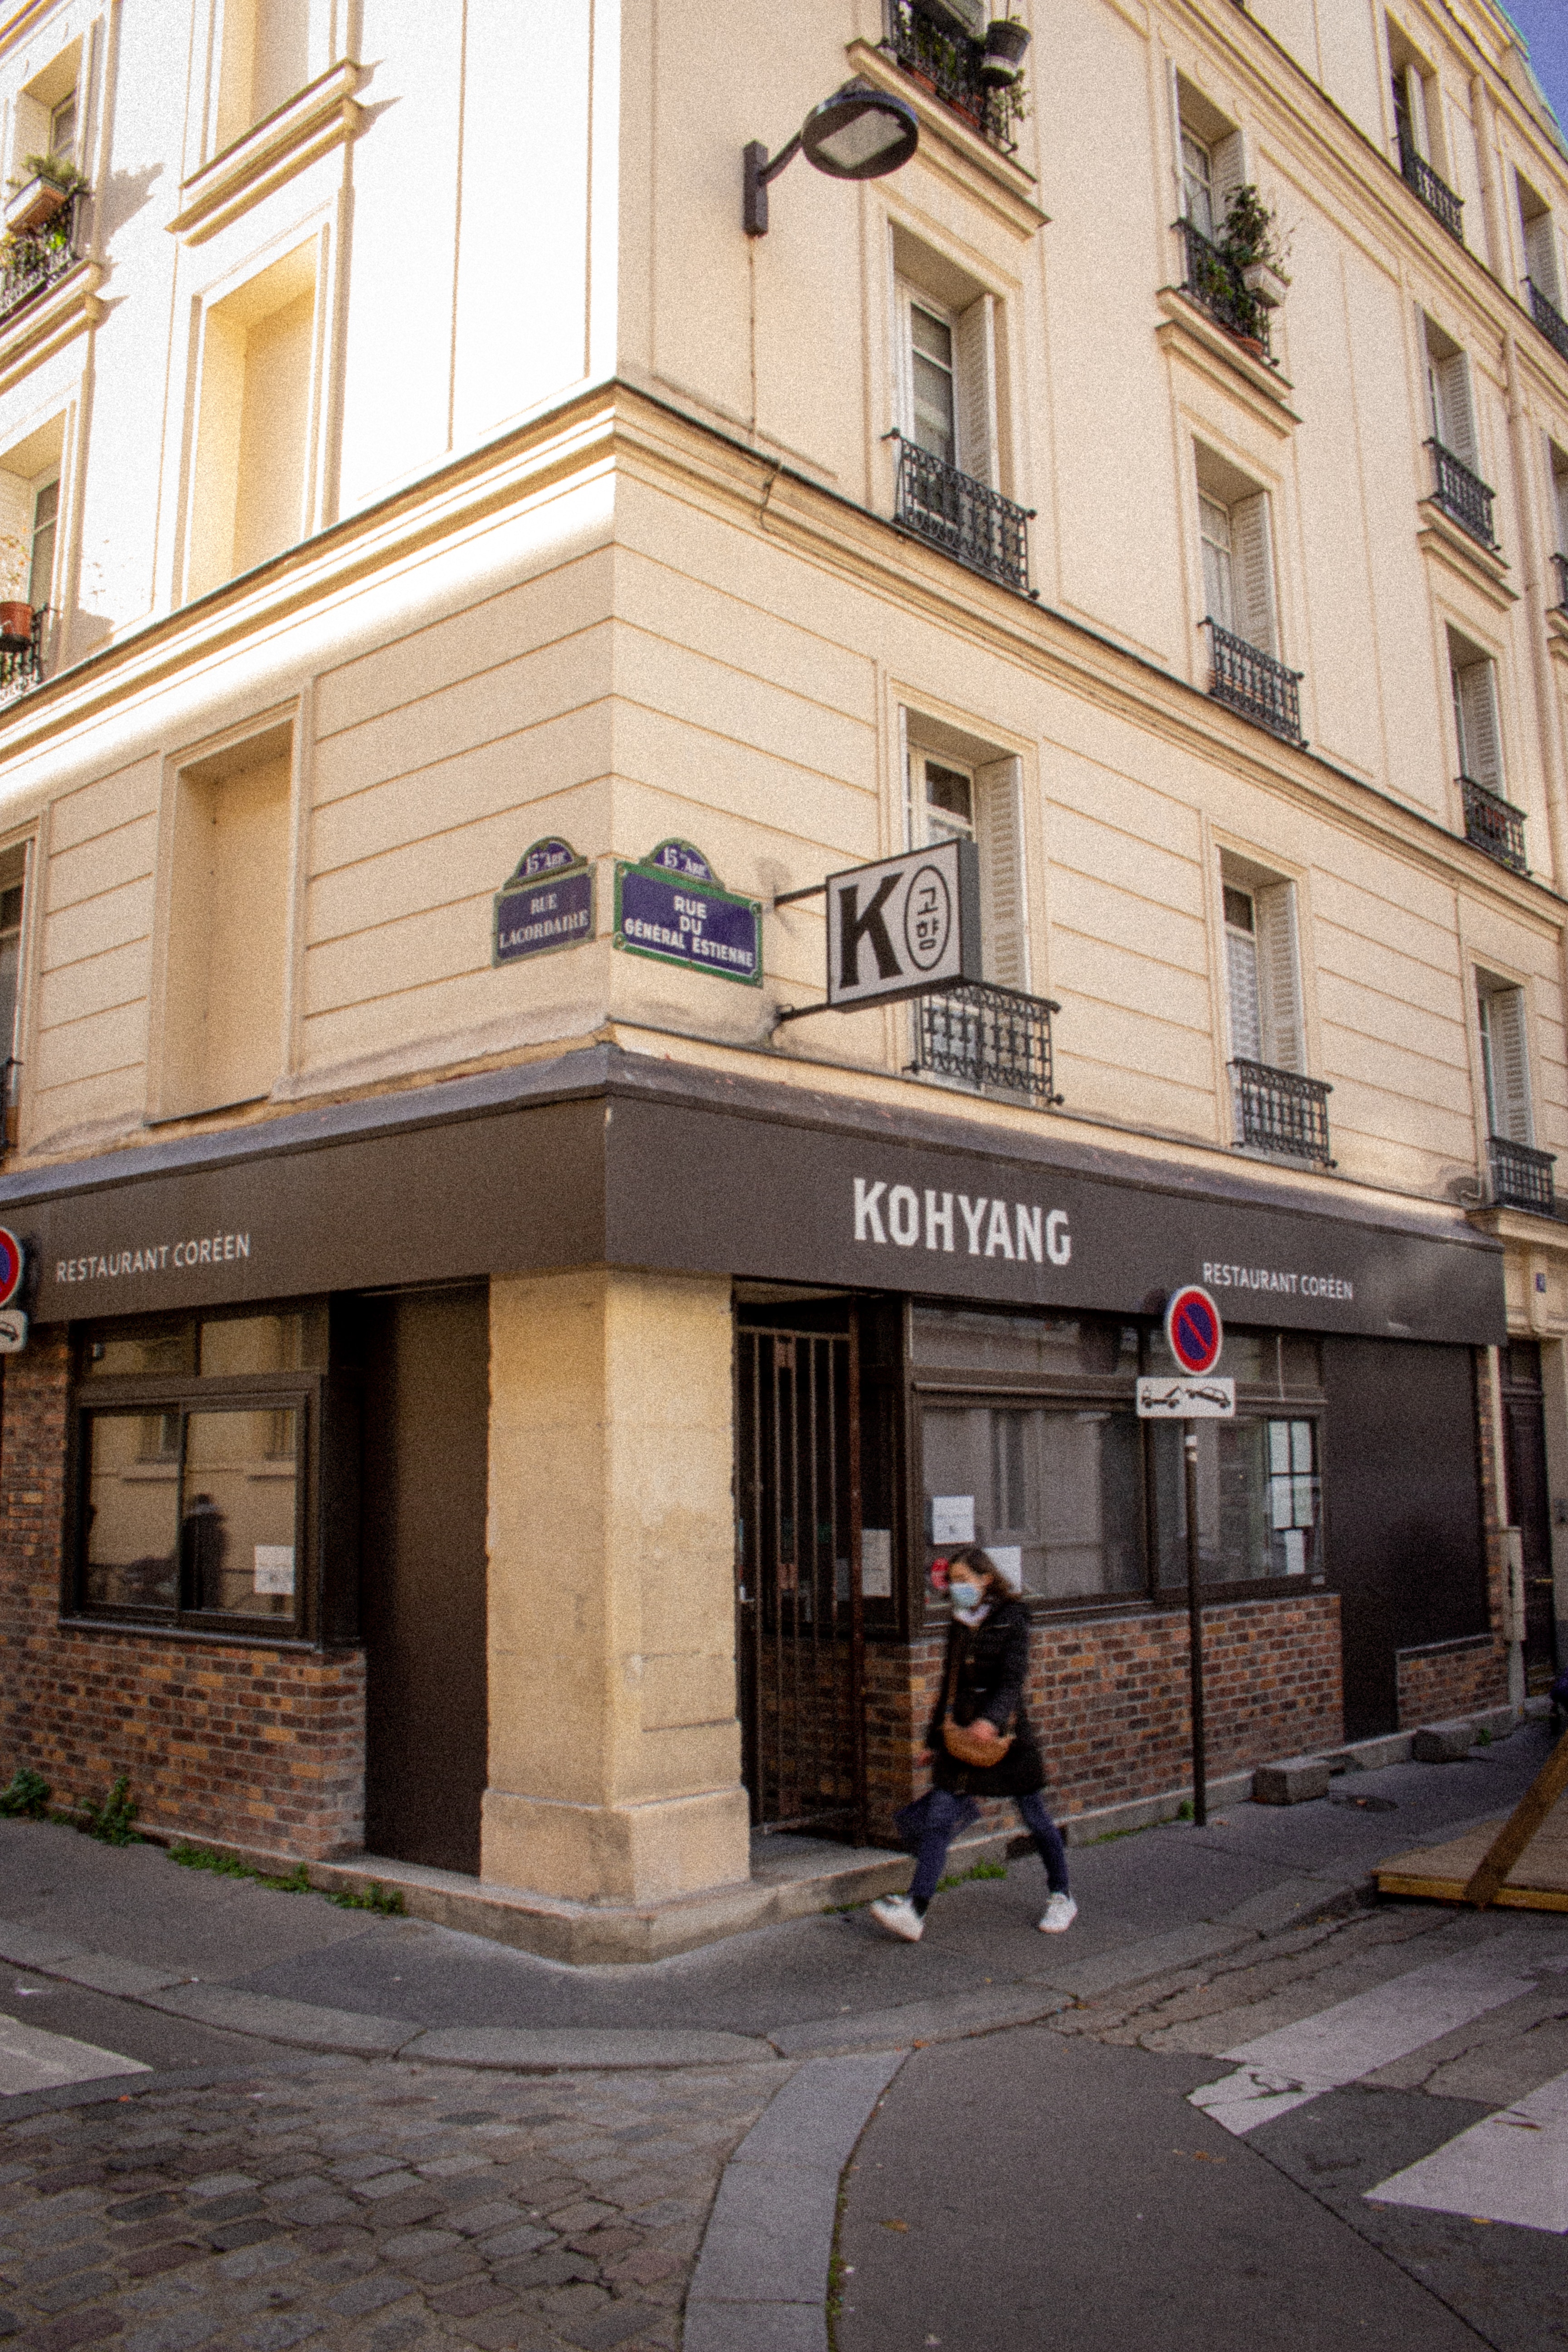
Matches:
[159,725,292,1117]
[216,0,312,151]
[73,1307,327,1636]
[911,1308,1140,1379]
[1152,1415,1320,1584]
[908,740,1028,988]
[187,242,318,598]
[921,1398,1145,1602]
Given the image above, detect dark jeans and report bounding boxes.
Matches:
[899,1785,1070,1906]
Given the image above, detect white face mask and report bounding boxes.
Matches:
[949,1579,983,1612]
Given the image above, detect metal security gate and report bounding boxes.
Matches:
[735,1318,866,1842]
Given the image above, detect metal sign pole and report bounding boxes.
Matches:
[1184,1426,1207,1828]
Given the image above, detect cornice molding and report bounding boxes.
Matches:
[0,259,103,399]
[1154,289,1302,436]
[167,60,363,244]
[0,380,1561,940]
[1415,498,1519,609]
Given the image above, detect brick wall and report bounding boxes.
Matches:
[0,1328,368,1860]
[1396,1634,1507,1727]
[865,1592,1343,1843]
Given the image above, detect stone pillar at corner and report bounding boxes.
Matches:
[481,1267,749,1904]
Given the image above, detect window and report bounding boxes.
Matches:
[1197,471,1277,656]
[187,243,318,598]
[1478,978,1532,1145]
[1553,443,1568,557]
[9,42,81,187]
[1176,80,1244,245]
[1425,319,1479,471]
[159,725,292,1116]
[74,1308,325,1635]
[896,281,996,489]
[0,843,25,1139]
[912,1305,1325,1607]
[908,739,1028,987]
[1519,176,1562,308]
[1390,56,1431,163]
[217,0,312,150]
[1221,869,1303,1075]
[1450,638,1504,794]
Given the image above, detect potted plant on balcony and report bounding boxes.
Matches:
[980,15,1031,88]
[1221,184,1291,309]
[5,152,88,235]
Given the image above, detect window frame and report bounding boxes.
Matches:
[906,1306,1328,1624]
[64,1302,329,1643]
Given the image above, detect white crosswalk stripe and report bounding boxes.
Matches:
[0,2012,149,2096]
[1189,1941,1540,2136]
[1366,2065,1568,2234]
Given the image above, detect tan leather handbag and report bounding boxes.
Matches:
[940,1631,1014,1769]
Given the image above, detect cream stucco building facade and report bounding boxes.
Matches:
[0,0,1560,1951]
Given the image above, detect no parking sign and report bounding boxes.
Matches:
[0,1226,27,1352]
[1165,1284,1224,1375]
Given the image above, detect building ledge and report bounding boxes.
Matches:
[1154,289,1300,436]
[0,257,103,397]
[1547,604,1568,660]
[845,37,1047,240]
[1416,499,1516,610]
[168,59,363,243]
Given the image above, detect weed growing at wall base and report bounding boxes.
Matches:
[0,1765,51,1818]
[81,1777,138,1844]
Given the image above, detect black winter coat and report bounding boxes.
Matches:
[924,1598,1045,1798]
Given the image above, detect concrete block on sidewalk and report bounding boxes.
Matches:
[1252,1756,1332,1806]
[1412,1720,1480,1763]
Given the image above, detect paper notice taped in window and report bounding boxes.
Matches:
[254,1544,295,1595]
[861,1529,892,1598]
[930,1495,975,1544]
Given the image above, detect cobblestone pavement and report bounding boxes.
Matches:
[0,2053,792,2352]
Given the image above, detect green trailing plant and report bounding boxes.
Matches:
[0,1764,51,1818]
[80,1775,139,1846]
[169,1842,310,1893]
[19,152,88,196]
[936,1856,1009,1890]
[1219,185,1286,272]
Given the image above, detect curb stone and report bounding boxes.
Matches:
[685,2050,906,2352]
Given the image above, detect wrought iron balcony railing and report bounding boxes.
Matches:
[1554,551,1568,613]
[885,1,1020,153]
[893,436,1033,595]
[1426,439,1497,549]
[0,191,85,331]
[1203,618,1304,746]
[1397,135,1464,242]
[0,608,47,705]
[1528,279,1568,365]
[913,980,1062,1106]
[1489,1134,1557,1216]
[1232,1059,1333,1166]
[1175,218,1272,360]
[1460,775,1528,874]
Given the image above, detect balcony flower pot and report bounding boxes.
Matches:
[980,18,1031,87]
[0,602,33,652]
[4,176,67,234]
[1236,333,1268,363]
[1241,257,1289,309]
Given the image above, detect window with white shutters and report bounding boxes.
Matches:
[910,744,1027,989]
[897,283,997,489]
[1451,650,1504,792]
[1176,80,1244,245]
[1223,872,1304,1077]
[1520,181,1562,307]
[1553,446,1568,555]
[1181,131,1215,241]
[1426,330,1478,469]
[1479,982,1533,1145]
[1199,481,1277,657]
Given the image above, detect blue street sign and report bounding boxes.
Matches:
[614,843,761,986]
[493,838,595,965]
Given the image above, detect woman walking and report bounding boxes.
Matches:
[870,1545,1076,1944]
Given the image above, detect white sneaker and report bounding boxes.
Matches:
[870,1894,925,1942]
[1038,1893,1078,1934]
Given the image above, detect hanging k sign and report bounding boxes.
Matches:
[769,838,983,1015]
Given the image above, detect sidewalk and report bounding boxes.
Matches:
[0,1721,1558,2352]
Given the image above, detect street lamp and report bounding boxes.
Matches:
[744,80,919,236]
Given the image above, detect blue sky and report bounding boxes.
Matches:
[1500,1,1568,133]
